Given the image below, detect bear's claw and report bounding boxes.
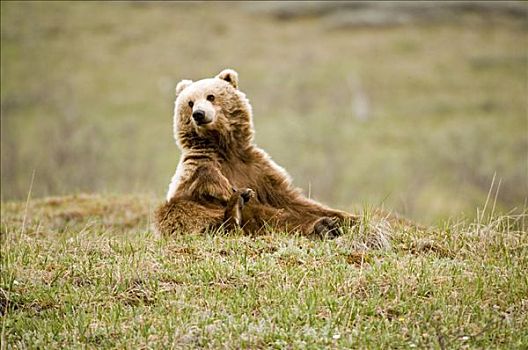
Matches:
[240,188,255,204]
[314,217,343,239]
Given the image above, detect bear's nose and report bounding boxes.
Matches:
[192,110,206,124]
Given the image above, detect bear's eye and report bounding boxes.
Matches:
[188,101,194,108]
[206,94,215,102]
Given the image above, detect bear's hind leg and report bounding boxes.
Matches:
[154,198,223,235]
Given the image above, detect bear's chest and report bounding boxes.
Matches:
[220,161,258,190]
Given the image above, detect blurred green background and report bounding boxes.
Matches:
[1,2,527,224]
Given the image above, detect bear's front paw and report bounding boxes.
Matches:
[239,188,255,204]
[313,217,343,239]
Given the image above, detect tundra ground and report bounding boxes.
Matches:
[1,194,526,348]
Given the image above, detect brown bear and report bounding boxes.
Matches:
[155,69,356,238]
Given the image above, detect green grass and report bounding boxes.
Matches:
[1,195,527,348]
[1,3,527,345]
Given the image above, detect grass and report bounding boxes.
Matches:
[1,3,527,347]
[1,194,527,348]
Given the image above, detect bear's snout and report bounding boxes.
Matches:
[192,110,210,125]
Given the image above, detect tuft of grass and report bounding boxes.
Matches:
[1,195,526,348]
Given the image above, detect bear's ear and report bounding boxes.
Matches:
[175,79,193,96]
[215,69,239,89]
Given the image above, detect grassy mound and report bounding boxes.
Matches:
[1,194,526,348]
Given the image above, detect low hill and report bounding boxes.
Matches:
[1,194,526,348]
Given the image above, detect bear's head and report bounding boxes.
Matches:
[173,69,254,154]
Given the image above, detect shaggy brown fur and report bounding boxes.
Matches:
[155,69,357,237]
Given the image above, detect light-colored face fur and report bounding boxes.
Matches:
[173,69,254,152]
